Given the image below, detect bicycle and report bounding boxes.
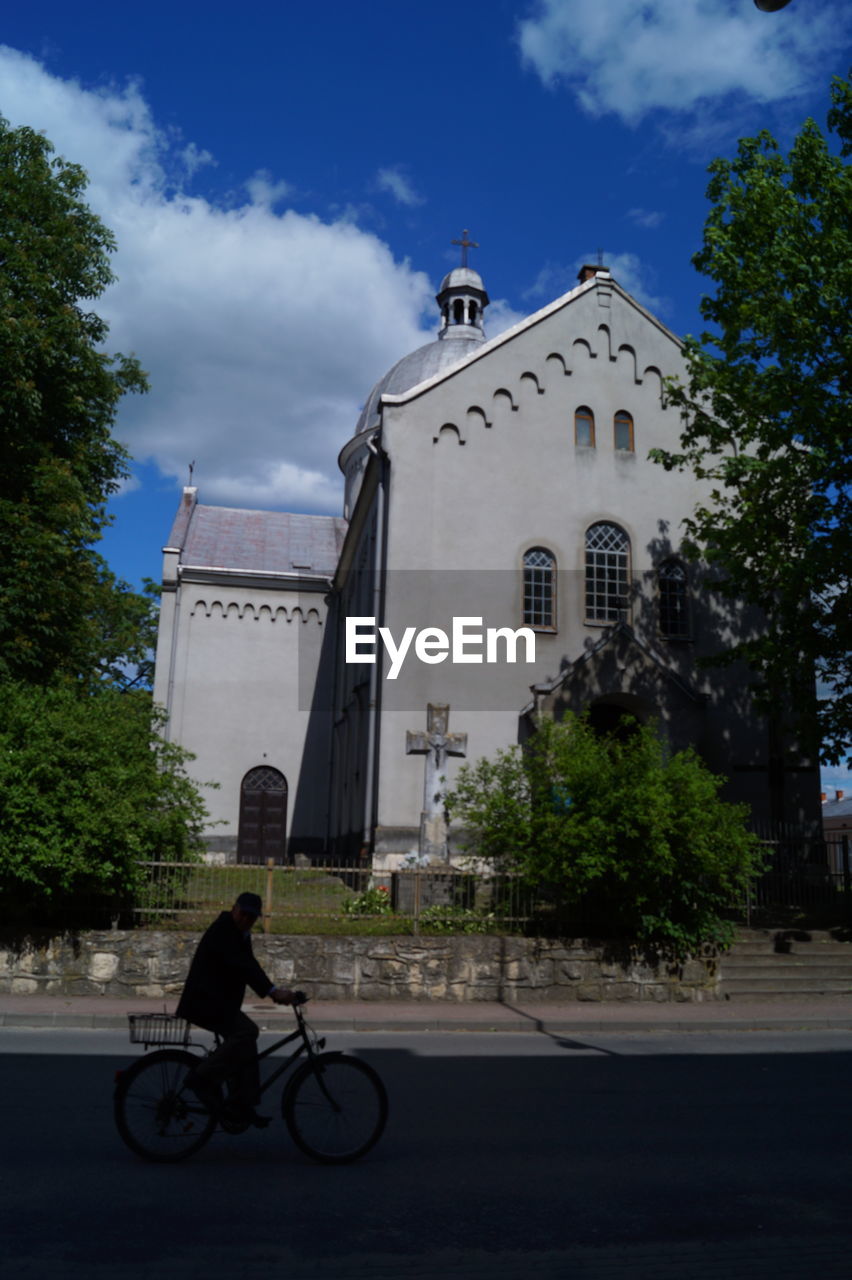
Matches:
[113,992,388,1164]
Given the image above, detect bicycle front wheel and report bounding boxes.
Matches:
[114,1049,218,1162]
[283,1053,387,1164]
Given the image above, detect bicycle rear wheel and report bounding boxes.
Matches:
[114,1049,218,1162]
[283,1053,387,1164]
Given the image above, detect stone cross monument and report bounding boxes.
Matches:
[406,703,467,864]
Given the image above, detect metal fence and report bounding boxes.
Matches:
[744,830,852,927]
[132,859,539,935]
[128,829,852,935]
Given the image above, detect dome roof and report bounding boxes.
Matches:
[437,265,486,295]
[355,332,484,435]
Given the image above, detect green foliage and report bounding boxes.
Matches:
[650,74,851,765]
[0,117,150,687]
[417,905,497,935]
[447,715,764,954]
[0,682,209,919]
[342,884,394,917]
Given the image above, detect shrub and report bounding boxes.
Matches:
[447,714,764,955]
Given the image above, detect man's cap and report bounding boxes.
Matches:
[235,892,263,917]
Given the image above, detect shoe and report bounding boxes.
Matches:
[221,1100,272,1129]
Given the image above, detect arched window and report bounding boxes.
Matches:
[585,523,630,623]
[614,411,634,451]
[658,560,690,639]
[523,547,556,630]
[237,766,288,864]
[453,298,465,324]
[574,406,595,448]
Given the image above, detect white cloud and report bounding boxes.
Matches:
[483,297,528,339]
[627,208,664,230]
[245,169,292,208]
[523,254,668,317]
[518,0,841,127]
[375,166,424,207]
[0,46,436,514]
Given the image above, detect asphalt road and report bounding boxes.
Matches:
[3,1027,852,1279]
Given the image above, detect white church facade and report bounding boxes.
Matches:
[152,256,820,866]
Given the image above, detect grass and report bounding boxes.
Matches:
[132,864,519,935]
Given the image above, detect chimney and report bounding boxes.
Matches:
[577,263,609,284]
[821,792,827,804]
[838,790,846,802]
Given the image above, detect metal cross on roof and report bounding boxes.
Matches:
[451,229,479,268]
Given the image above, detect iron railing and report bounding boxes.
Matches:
[131,859,539,934]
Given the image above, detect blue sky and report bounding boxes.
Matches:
[1,0,849,787]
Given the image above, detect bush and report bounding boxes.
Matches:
[0,681,209,921]
[447,714,764,955]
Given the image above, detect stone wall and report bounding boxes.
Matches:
[0,931,720,1003]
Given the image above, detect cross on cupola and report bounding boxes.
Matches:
[437,232,489,339]
[451,229,479,268]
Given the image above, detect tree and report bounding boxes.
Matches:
[0,682,208,922]
[651,75,851,765]
[447,716,763,954]
[0,122,210,920]
[0,117,149,686]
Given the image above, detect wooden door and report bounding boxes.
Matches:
[237,767,288,863]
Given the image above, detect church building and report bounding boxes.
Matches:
[152,248,820,866]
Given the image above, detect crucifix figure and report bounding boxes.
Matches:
[451,229,479,269]
[406,703,467,864]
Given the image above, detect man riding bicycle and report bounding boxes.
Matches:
[176,892,295,1127]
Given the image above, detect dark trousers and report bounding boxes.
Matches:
[192,1011,261,1107]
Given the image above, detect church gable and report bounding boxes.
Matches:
[379,272,680,453]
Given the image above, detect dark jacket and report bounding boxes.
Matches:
[176,911,274,1030]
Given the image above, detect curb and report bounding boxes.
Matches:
[4,1009,852,1034]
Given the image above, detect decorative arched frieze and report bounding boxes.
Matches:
[433,422,465,445]
[571,338,595,365]
[289,605,323,626]
[617,344,640,384]
[642,365,665,404]
[466,404,492,430]
[493,387,519,413]
[520,371,545,396]
[597,323,613,361]
[545,352,570,377]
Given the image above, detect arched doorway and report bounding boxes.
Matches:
[237,766,288,864]
[587,694,650,743]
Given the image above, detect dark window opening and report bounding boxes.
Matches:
[585,522,630,623]
[523,547,556,630]
[575,407,595,448]
[659,560,690,639]
[614,411,634,451]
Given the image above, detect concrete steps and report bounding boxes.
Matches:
[720,929,852,1001]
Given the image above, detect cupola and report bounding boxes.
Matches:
[436,230,489,340]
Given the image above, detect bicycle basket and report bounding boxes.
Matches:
[128,1013,191,1047]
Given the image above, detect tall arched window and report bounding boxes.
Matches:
[585,522,630,623]
[523,547,556,630]
[614,410,634,451]
[658,560,690,639]
[574,406,595,448]
[237,766,288,864]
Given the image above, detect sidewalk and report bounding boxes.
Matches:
[2,990,852,1033]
